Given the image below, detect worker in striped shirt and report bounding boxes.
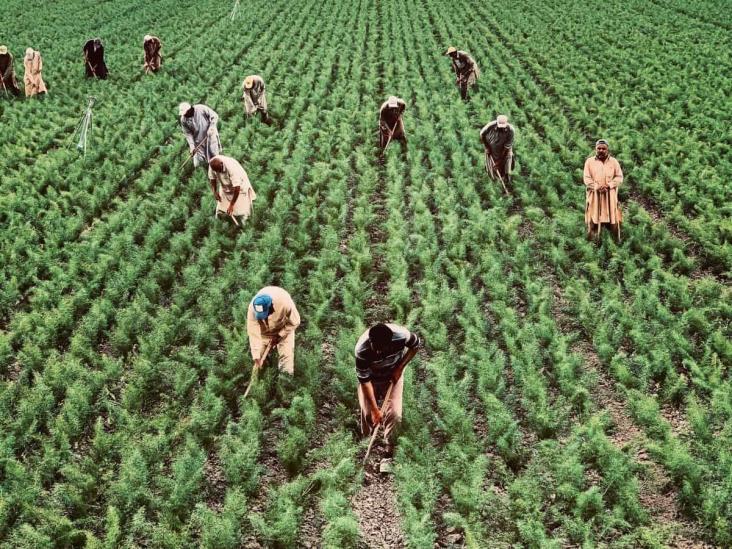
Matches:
[355,323,420,456]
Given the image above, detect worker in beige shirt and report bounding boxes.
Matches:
[246,286,301,375]
[208,155,256,228]
[583,139,624,241]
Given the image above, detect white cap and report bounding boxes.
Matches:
[496,115,508,128]
[387,95,399,108]
[178,102,192,116]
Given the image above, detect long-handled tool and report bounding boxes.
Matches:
[486,153,509,195]
[242,338,275,400]
[179,134,209,171]
[381,118,402,153]
[363,380,395,465]
[230,0,241,20]
[0,78,9,98]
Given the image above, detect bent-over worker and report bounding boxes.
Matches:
[583,139,624,241]
[23,48,47,98]
[445,46,479,101]
[480,114,515,187]
[247,287,301,376]
[208,155,256,228]
[355,323,420,456]
[143,35,162,73]
[242,75,271,124]
[378,96,407,149]
[83,38,108,79]
[0,46,21,97]
[179,102,221,168]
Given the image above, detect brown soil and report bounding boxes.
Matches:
[352,467,406,548]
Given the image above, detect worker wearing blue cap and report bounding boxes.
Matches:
[246,286,301,375]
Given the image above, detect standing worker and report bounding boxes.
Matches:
[355,323,420,463]
[208,155,257,228]
[378,96,407,150]
[480,114,515,190]
[179,102,222,168]
[247,287,301,377]
[445,46,479,101]
[83,38,108,79]
[23,48,47,98]
[583,139,624,241]
[0,45,21,97]
[143,35,163,74]
[242,75,271,124]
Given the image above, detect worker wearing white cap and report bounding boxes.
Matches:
[445,46,480,101]
[143,35,162,74]
[378,95,407,149]
[242,74,271,124]
[583,139,623,241]
[179,102,221,168]
[0,45,21,97]
[480,114,515,190]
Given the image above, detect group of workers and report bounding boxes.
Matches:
[1,36,626,469]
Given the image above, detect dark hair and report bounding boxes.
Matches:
[369,323,393,348]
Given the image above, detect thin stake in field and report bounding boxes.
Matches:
[230,0,241,21]
[71,96,97,155]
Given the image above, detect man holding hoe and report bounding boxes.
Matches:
[378,96,407,150]
[355,322,420,469]
[246,287,301,390]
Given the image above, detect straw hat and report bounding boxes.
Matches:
[445,46,457,55]
[244,76,255,89]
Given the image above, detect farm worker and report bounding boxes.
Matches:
[445,46,479,101]
[378,96,407,149]
[23,48,47,98]
[208,155,256,227]
[0,46,21,97]
[480,114,515,187]
[355,323,420,456]
[583,139,624,241]
[247,287,301,376]
[242,75,271,124]
[143,35,162,73]
[179,102,222,168]
[83,38,108,79]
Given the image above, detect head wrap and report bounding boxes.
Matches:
[25,48,34,59]
[0,46,8,55]
[496,115,509,128]
[178,102,192,117]
[387,96,399,108]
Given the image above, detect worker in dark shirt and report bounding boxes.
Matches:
[355,322,420,456]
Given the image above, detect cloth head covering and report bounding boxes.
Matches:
[252,294,273,320]
[178,102,192,116]
[496,115,509,128]
[0,46,8,55]
[144,34,153,42]
[445,46,457,55]
[244,76,255,89]
[25,48,34,59]
[387,95,399,108]
[595,139,609,147]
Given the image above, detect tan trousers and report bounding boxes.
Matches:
[358,376,404,443]
[264,331,295,375]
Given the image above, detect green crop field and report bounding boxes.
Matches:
[1,0,730,547]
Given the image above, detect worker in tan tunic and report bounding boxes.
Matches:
[0,46,21,97]
[242,75,271,124]
[378,96,407,149]
[355,323,420,461]
[584,139,624,241]
[208,155,256,228]
[445,46,479,101]
[247,287,301,376]
[23,48,47,98]
[143,35,162,74]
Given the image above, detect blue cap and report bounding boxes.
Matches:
[252,294,273,320]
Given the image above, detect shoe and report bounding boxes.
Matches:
[379,458,393,474]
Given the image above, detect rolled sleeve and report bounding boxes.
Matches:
[356,356,371,383]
